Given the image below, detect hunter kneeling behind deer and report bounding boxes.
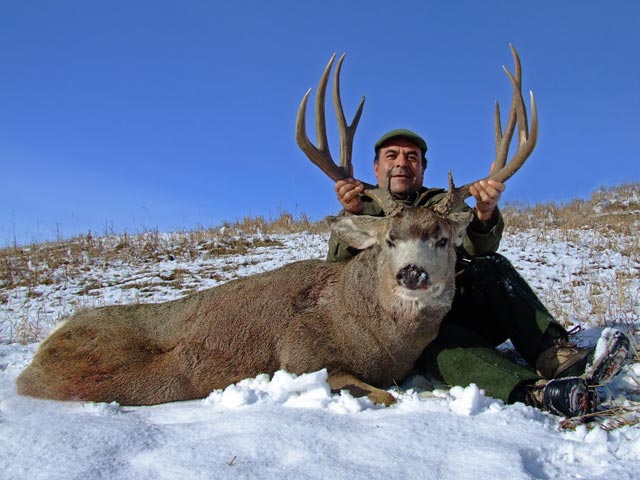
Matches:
[17,47,629,418]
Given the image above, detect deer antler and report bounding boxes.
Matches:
[296,54,401,215]
[434,44,538,214]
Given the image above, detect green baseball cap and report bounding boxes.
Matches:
[374,129,428,154]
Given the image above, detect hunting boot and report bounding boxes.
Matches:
[535,328,630,385]
[522,377,598,418]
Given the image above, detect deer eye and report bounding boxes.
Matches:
[386,235,396,248]
[436,238,449,248]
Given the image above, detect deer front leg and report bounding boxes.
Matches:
[279,319,396,406]
[328,369,396,406]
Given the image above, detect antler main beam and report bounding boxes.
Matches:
[434,44,538,213]
[295,53,365,182]
[296,53,401,215]
[491,44,538,183]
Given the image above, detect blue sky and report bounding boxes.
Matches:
[1,1,638,245]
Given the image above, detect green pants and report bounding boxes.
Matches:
[416,253,565,403]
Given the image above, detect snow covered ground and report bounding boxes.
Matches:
[1,228,639,479]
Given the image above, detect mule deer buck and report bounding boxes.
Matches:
[17,45,537,406]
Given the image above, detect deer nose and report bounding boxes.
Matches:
[396,264,430,290]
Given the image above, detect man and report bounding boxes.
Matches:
[327,128,630,418]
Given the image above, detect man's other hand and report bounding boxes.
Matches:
[469,179,504,221]
[335,179,365,214]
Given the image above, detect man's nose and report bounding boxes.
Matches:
[395,153,409,166]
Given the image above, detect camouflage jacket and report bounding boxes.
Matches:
[326,186,504,262]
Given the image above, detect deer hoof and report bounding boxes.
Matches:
[368,389,397,406]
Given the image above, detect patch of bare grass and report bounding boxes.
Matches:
[221,212,330,235]
[504,183,639,335]
[504,182,639,239]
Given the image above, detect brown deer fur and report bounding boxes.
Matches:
[17,208,472,406]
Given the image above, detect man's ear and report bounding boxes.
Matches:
[327,215,389,250]
[446,211,473,247]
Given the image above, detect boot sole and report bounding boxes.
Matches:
[583,329,630,385]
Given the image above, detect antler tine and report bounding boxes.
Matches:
[509,43,529,145]
[494,76,537,184]
[435,44,538,215]
[333,53,365,178]
[314,53,334,161]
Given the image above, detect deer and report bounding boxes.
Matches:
[17,45,537,406]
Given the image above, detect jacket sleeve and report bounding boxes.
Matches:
[461,207,504,257]
[326,200,384,263]
[326,228,358,262]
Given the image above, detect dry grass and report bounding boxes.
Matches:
[504,182,639,240]
[221,212,331,235]
[502,183,639,338]
[0,212,327,293]
[3,184,636,291]
[560,403,640,431]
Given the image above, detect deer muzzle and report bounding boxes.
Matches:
[396,264,430,290]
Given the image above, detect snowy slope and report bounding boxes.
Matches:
[1,228,638,479]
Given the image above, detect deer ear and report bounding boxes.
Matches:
[446,211,473,247]
[328,215,389,250]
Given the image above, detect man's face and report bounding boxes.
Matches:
[374,138,424,198]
